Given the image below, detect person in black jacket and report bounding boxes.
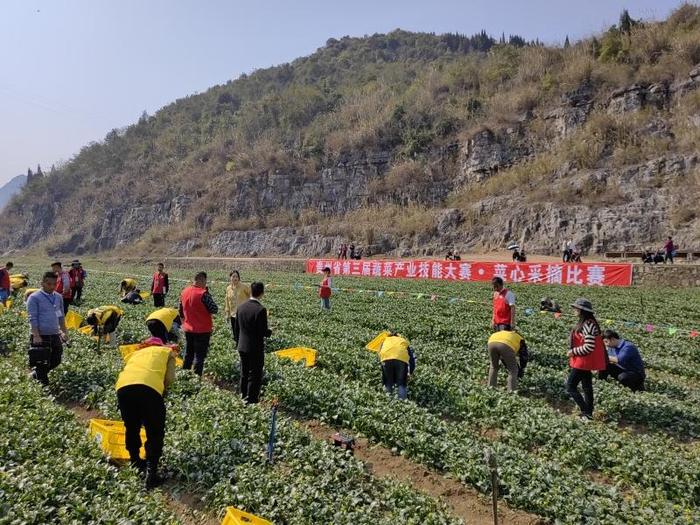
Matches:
[235,282,272,404]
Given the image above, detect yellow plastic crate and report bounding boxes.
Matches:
[274,347,317,367]
[89,419,145,461]
[221,507,272,525]
[65,310,84,330]
[365,331,389,352]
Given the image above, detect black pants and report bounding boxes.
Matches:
[239,350,264,404]
[230,317,239,345]
[147,320,169,345]
[72,286,83,303]
[493,324,512,332]
[566,368,594,417]
[183,332,210,376]
[28,335,63,385]
[153,293,165,307]
[62,297,72,314]
[665,252,674,263]
[600,364,645,392]
[117,384,165,464]
[381,359,408,399]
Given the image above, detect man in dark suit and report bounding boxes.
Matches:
[236,282,272,404]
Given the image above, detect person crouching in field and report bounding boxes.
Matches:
[378,332,416,400]
[319,267,332,310]
[567,298,607,421]
[487,330,528,393]
[115,343,176,489]
[600,330,646,392]
[120,278,137,297]
[146,307,181,345]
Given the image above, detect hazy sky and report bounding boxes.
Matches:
[0,0,687,184]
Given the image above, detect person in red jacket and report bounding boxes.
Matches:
[0,261,13,306]
[318,267,332,310]
[69,260,86,304]
[566,298,607,421]
[151,263,169,308]
[51,261,74,314]
[178,272,218,376]
[491,277,515,331]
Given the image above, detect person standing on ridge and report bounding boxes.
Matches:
[151,263,169,308]
[69,260,86,305]
[0,261,13,307]
[664,236,675,264]
[236,282,271,404]
[491,277,515,332]
[179,272,218,376]
[566,298,607,421]
[224,270,250,347]
[51,261,73,314]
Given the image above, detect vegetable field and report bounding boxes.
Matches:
[1,260,699,524]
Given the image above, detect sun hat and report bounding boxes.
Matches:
[571,298,594,313]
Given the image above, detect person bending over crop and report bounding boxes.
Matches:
[224,270,250,346]
[318,266,332,310]
[236,281,272,404]
[0,261,13,306]
[121,289,144,305]
[566,298,607,421]
[146,307,181,345]
[600,330,645,392]
[86,305,124,338]
[115,343,177,488]
[120,278,137,297]
[179,272,218,376]
[487,330,528,392]
[26,271,68,385]
[379,332,416,400]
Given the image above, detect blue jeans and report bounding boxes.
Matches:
[382,359,408,400]
[0,289,9,304]
[321,298,331,310]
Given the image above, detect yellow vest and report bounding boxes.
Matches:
[147,308,179,331]
[115,346,171,395]
[488,331,524,353]
[122,278,137,289]
[88,305,124,325]
[379,336,410,364]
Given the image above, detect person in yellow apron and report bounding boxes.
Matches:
[115,345,176,489]
[487,330,529,392]
[378,333,416,400]
[85,306,124,337]
[146,307,181,345]
[120,278,137,297]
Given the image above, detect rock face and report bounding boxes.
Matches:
[460,124,531,183]
[544,85,594,137]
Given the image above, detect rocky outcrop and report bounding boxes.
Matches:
[544,85,594,137]
[460,124,532,183]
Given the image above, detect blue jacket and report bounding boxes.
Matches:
[613,339,645,378]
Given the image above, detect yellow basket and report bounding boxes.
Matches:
[274,347,317,367]
[65,310,84,330]
[221,507,272,525]
[88,419,145,461]
[139,291,151,300]
[365,331,389,352]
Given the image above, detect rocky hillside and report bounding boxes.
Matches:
[2,5,700,257]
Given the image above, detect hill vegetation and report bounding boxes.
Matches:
[3,5,700,255]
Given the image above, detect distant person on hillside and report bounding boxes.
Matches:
[179,272,218,376]
[69,260,86,305]
[487,330,528,392]
[27,272,67,385]
[664,236,675,264]
[51,262,73,314]
[566,298,607,421]
[115,343,176,488]
[540,297,561,313]
[378,332,416,400]
[349,244,356,260]
[236,281,272,404]
[224,270,250,346]
[653,250,665,264]
[562,240,571,262]
[121,289,144,305]
[600,330,645,392]
[120,278,138,297]
[146,307,181,345]
[0,261,13,307]
[151,263,169,308]
[318,267,332,310]
[341,243,348,259]
[491,277,515,332]
[641,249,654,264]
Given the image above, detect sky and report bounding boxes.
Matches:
[0,0,688,184]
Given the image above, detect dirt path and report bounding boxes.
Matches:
[296,417,545,525]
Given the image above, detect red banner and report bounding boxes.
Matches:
[306,259,633,287]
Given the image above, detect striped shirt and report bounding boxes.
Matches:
[571,319,600,356]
